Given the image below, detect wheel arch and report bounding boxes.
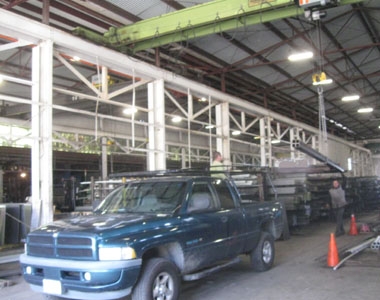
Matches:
[141,242,185,273]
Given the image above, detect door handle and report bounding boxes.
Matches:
[221,216,228,223]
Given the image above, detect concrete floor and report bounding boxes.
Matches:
[1,214,380,300]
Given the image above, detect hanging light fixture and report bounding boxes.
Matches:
[288,51,313,62]
[342,95,360,102]
[357,107,373,113]
[171,116,182,123]
[123,107,138,115]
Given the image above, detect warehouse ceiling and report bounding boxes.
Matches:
[0,0,379,140]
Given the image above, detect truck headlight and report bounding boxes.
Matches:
[99,247,136,261]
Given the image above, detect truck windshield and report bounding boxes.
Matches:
[94,181,186,214]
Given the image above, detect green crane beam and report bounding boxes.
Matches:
[73,0,364,54]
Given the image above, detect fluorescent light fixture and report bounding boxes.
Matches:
[313,79,333,86]
[329,119,334,123]
[358,107,373,113]
[254,136,261,140]
[231,130,241,136]
[288,51,313,62]
[72,56,81,61]
[20,172,27,178]
[336,123,343,128]
[205,124,214,129]
[342,95,360,102]
[342,126,347,130]
[123,107,138,115]
[172,116,182,123]
[271,139,281,144]
[199,96,207,102]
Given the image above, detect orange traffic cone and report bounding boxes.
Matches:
[349,214,358,236]
[328,233,339,267]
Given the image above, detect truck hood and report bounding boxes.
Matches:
[33,213,170,235]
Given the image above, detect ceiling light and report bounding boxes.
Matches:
[329,119,334,123]
[254,136,261,140]
[172,116,182,123]
[205,124,214,129]
[358,107,373,113]
[20,172,27,178]
[123,107,138,115]
[231,130,241,136]
[312,79,333,86]
[342,126,347,130]
[271,139,281,144]
[199,96,207,102]
[72,56,81,62]
[342,95,360,102]
[288,51,313,62]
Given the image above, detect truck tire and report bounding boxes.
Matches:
[132,258,180,300]
[43,295,66,300]
[250,231,275,272]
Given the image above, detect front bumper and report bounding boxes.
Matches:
[20,254,142,300]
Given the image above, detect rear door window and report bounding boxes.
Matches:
[213,180,236,210]
[188,182,218,212]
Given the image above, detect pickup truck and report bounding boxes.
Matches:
[20,174,284,300]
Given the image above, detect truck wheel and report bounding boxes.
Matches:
[250,231,275,272]
[132,258,180,300]
[43,295,66,300]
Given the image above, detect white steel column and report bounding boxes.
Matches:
[266,117,272,167]
[260,118,266,167]
[187,91,193,167]
[101,67,108,180]
[215,102,230,165]
[181,148,186,169]
[0,167,3,203]
[147,79,166,171]
[31,40,53,228]
[311,135,317,165]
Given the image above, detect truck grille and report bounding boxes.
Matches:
[27,233,95,260]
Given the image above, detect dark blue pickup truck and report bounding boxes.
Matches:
[20,175,284,300]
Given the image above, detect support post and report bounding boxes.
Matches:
[101,67,108,180]
[0,166,3,203]
[147,80,166,171]
[181,148,186,169]
[215,102,230,165]
[266,117,272,167]
[31,40,53,228]
[188,91,193,167]
[260,118,266,167]
[311,135,317,165]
